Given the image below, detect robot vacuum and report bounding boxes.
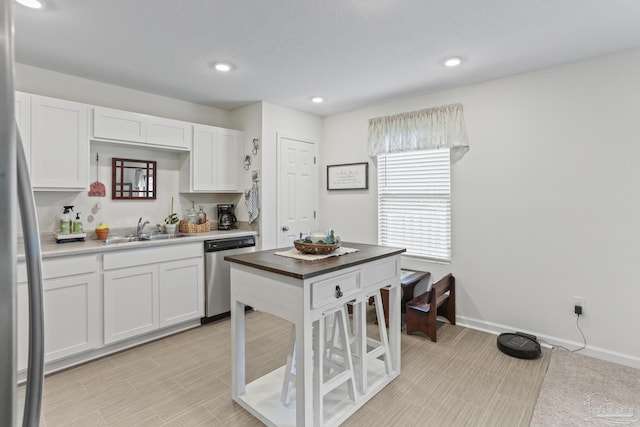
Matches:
[497,332,541,359]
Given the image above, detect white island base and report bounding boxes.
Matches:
[237,359,393,427]
[227,243,405,426]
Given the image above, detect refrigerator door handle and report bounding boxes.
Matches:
[16,127,44,427]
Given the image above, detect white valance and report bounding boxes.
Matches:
[367,103,469,163]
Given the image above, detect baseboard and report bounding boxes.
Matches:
[456,315,640,369]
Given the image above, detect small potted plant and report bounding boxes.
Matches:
[164,213,179,234]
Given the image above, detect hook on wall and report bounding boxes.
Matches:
[244,155,252,171]
[252,138,260,155]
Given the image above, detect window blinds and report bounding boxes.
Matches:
[377,149,451,262]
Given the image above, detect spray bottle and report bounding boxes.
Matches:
[60,206,73,234]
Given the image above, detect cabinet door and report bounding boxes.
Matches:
[214,129,240,192]
[104,265,159,344]
[159,257,204,327]
[30,95,88,190]
[93,107,147,143]
[14,91,31,174]
[147,116,192,150]
[192,125,216,191]
[43,273,100,362]
[191,125,241,192]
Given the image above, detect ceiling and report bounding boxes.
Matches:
[13,0,640,116]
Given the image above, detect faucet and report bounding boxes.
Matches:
[136,217,149,236]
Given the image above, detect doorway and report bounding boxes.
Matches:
[277,135,318,247]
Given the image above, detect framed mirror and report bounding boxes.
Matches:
[112,158,157,200]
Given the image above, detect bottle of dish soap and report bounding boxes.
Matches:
[72,212,83,234]
[60,206,73,234]
[187,201,197,224]
[197,205,206,225]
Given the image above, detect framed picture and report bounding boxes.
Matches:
[327,162,368,190]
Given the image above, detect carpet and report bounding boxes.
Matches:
[530,349,640,426]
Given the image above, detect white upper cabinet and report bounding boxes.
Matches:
[180,124,242,193]
[14,91,31,174]
[93,107,146,142]
[93,107,192,150]
[147,116,192,150]
[30,95,89,191]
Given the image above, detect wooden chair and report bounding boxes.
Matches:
[379,271,430,326]
[405,273,455,342]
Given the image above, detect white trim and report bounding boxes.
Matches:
[457,315,640,369]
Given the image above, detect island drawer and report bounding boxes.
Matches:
[311,271,360,309]
[361,258,398,290]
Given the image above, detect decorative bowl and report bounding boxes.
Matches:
[294,240,340,255]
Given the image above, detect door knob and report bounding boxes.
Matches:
[282,225,289,231]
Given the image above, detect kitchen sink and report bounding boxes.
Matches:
[142,233,187,240]
[102,233,187,244]
[102,236,145,244]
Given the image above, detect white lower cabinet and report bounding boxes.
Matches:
[104,264,159,345]
[159,258,204,327]
[17,243,203,373]
[17,255,100,371]
[103,243,204,345]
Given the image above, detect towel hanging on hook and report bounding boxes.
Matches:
[245,181,260,223]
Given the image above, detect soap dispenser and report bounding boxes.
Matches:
[73,212,83,234]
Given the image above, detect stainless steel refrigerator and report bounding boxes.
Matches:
[1,1,45,426]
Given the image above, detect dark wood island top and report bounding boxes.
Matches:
[225,242,406,280]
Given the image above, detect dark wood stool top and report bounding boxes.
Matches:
[379,270,430,326]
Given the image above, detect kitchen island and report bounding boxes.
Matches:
[226,242,405,426]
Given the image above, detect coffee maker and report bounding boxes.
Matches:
[217,204,237,230]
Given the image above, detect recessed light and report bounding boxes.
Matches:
[311,97,324,103]
[443,57,462,67]
[15,0,43,9]
[212,62,233,72]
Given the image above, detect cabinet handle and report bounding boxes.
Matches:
[282,225,289,231]
[335,285,343,298]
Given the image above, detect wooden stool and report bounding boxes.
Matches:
[313,305,358,425]
[281,305,358,413]
[380,270,430,326]
[406,273,455,342]
[353,288,392,394]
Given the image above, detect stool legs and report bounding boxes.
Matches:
[357,289,392,394]
[314,305,358,425]
[280,324,297,406]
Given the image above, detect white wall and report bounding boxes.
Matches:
[260,102,323,249]
[16,64,238,233]
[16,64,230,126]
[230,102,263,229]
[321,48,640,368]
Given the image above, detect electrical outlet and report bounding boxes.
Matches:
[572,296,585,315]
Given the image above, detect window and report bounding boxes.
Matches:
[377,148,451,262]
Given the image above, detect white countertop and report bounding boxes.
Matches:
[18,229,258,261]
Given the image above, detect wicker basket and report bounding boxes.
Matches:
[294,240,340,255]
[178,220,211,233]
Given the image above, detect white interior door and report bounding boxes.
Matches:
[277,135,317,247]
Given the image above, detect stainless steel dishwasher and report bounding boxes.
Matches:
[202,235,256,323]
